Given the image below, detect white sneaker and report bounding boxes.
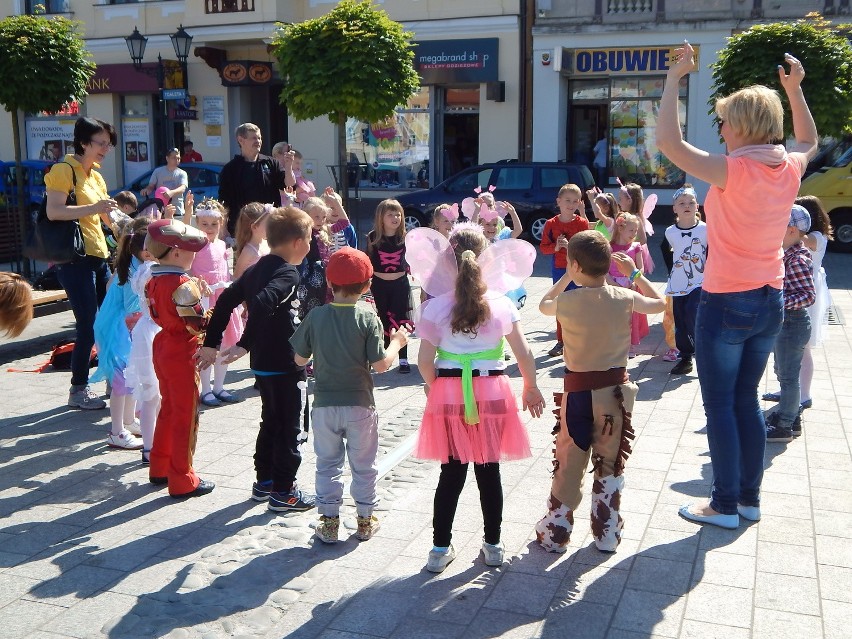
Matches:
[482,540,505,567]
[107,429,143,450]
[124,420,142,437]
[426,544,456,573]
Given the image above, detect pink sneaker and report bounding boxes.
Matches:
[662,348,680,362]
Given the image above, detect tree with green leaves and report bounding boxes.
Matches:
[0,11,95,272]
[271,0,420,206]
[710,13,852,138]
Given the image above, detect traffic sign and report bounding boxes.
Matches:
[161,88,186,101]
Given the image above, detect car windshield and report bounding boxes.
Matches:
[831,143,852,168]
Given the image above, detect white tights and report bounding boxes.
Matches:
[138,397,160,453]
[799,346,814,403]
[200,361,229,396]
[109,392,137,437]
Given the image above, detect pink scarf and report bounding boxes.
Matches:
[728,144,787,167]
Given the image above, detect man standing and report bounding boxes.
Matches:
[218,123,287,237]
[141,147,189,217]
[182,140,203,163]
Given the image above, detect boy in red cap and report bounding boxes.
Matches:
[197,207,316,512]
[144,219,215,498]
[290,247,409,543]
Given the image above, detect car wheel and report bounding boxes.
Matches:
[528,212,550,244]
[829,210,852,253]
[404,210,425,232]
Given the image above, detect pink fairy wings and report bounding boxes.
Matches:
[641,193,657,236]
[405,227,536,298]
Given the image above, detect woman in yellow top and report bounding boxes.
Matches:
[45,116,119,410]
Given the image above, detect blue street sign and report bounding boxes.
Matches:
[161,88,186,101]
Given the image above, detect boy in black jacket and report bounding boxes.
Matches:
[196,206,315,512]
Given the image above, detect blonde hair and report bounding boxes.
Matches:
[368,199,405,252]
[558,183,582,198]
[302,196,333,248]
[0,273,33,338]
[235,202,269,255]
[715,85,784,144]
[612,212,640,244]
[448,224,490,335]
[267,206,313,248]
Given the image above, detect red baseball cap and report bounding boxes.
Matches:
[326,247,373,286]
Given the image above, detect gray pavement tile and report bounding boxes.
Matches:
[815,534,852,569]
[389,617,466,639]
[757,541,818,577]
[757,513,816,546]
[812,487,852,514]
[406,571,497,626]
[539,599,614,639]
[639,528,700,563]
[758,491,813,519]
[684,582,753,629]
[611,588,686,637]
[697,525,757,557]
[678,620,751,639]
[0,572,40,608]
[23,563,124,608]
[505,542,575,578]
[462,608,543,639]
[482,570,561,617]
[554,563,628,606]
[626,556,692,596]
[818,564,852,604]
[299,564,382,605]
[813,509,852,538]
[606,630,669,639]
[572,539,641,571]
[691,550,756,590]
[0,599,65,639]
[823,599,852,639]
[760,470,811,496]
[755,571,821,616]
[752,608,823,638]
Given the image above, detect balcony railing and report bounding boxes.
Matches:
[205,0,256,13]
[608,0,654,13]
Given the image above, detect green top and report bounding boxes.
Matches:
[290,303,386,408]
[436,339,506,425]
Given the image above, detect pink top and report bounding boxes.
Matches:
[191,238,232,288]
[608,241,642,287]
[702,155,803,293]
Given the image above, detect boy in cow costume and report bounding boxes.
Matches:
[145,219,215,498]
[535,231,665,552]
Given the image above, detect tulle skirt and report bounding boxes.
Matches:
[415,375,531,465]
[807,266,831,347]
[209,288,244,350]
[125,314,160,403]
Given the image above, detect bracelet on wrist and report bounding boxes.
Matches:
[629,269,641,283]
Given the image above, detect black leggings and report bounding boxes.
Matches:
[370,276,412,360]
[433,458,502,547]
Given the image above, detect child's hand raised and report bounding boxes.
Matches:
[184,190,194,213]
[612,252,638,276]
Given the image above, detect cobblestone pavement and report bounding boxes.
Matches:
[1,245,851,639]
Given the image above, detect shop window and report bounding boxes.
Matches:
[122,95,150,117]
[345,87,431,190]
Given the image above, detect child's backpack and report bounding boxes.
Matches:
[49,340,98,370]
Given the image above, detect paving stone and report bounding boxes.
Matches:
[691,550,755,590]
[818,564,852,603]
[482,571,561,617]
[684,582,753,629]
[0,599,64,639]
[752,608,823,637]
[678,620,751,639]
[463,608,543,639]
[823,599,852,639]
[757,514,815,546]
[815,534,852,569]
[611,588,686,637]
[754,572,821,616]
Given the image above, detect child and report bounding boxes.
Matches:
[0,273,33,338]
[536,231,665,553]
[764,196,833,413]
[91,219,149,450]
[124,224,161,465]
[233,202,271,279]
[608,212,649,358]
[300,190,351,313]
[473,197,523,243]
[115,191,138,217]
[585,188,619,240]
[430,203,458,238]
[366,199,414,373]
[144,219,215,498]
[617,181,648,245]
[407,222,545,573]
[327,190,358,253]
[197,206,316,512]
[664,185,707,375]
[540,184,590,357]
[765,205,815,443]
[290,248,410,543]
[190,198,245,407]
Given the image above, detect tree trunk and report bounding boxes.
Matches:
[337,110,350,213]
[11,106,30,277]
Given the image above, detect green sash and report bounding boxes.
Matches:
[436,339,506,425]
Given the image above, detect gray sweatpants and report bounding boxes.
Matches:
[312,405,379,517]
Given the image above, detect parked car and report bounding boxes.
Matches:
[111,162,224,207]
[799,139,852,253]
[0,160,55,213]
[395,161,596,242]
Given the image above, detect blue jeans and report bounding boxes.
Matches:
[55,255,109,386]
[773,309,811,426]
[695,286,783,514]
[673,288,701,357]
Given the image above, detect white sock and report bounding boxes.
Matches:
[123,395,137,425]
[109,394,126,436]
[200,369,213,396]
[139,397,159,450]
[212,361,228,394]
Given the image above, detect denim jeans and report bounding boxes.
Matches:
[673,287,701,357]
[773,309,811,426]
[695,286,783,515]
[55,255,109,386]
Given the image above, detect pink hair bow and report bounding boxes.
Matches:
[478,203,499,222]
[441,203,460,222]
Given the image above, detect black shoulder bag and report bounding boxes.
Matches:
[23,161,86,264]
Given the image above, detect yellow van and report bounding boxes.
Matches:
[799,140,852,252]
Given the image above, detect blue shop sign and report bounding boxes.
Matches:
[413,38,499,84]
[569,46,700,75]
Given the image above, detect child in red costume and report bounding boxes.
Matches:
[144,219,215,498]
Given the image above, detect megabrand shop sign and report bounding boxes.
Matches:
[570,46,700,75]
[414,38,499,84]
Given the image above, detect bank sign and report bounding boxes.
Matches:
[414,38,499,84]
[570,46,700,75]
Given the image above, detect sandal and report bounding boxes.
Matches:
[200,392,221,407]
[213,389,241,403]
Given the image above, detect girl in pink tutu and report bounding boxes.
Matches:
[407,222,546,573]
[608,212,650,358]
[190,198,245,406]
